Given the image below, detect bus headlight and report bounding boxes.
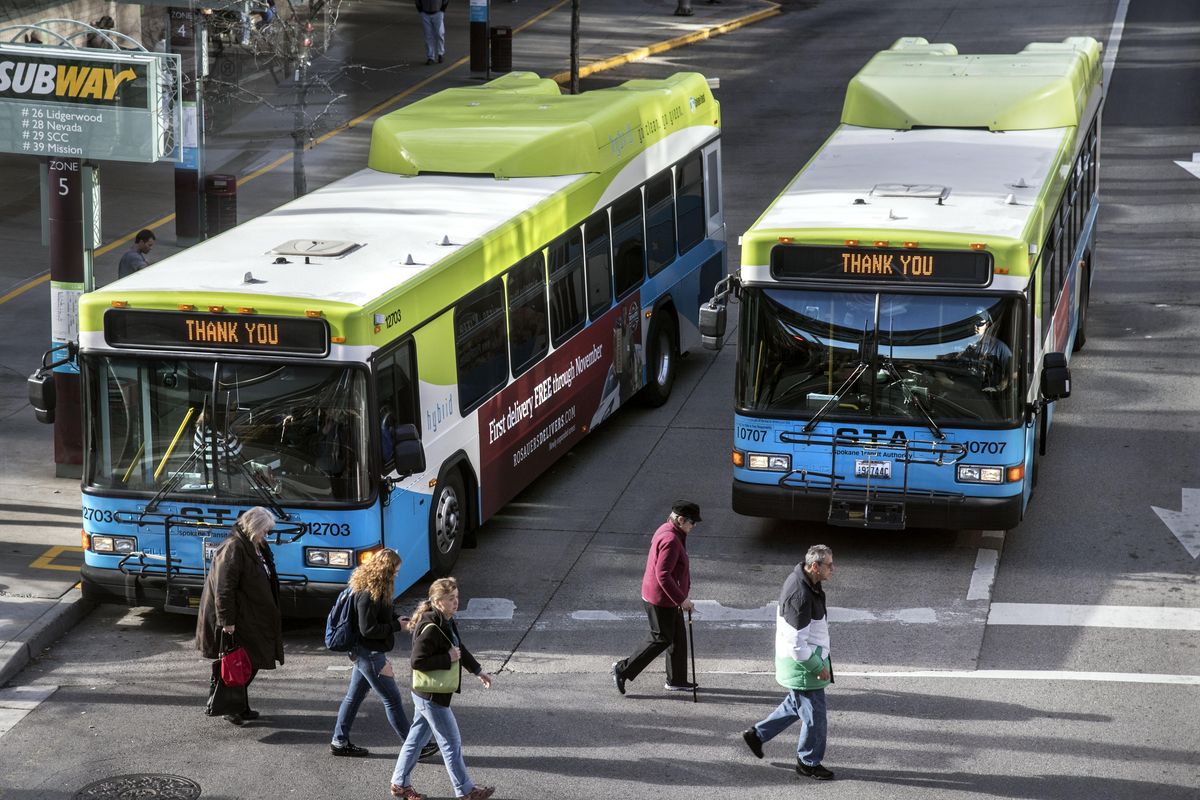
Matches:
[305,548,353,568]
[91,535,137,554]
[957,465,1003,484]
[748,453,791,471]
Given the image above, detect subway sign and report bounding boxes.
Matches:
[771,245,992,286]
[0,44,181,163]
[104,310,330,356]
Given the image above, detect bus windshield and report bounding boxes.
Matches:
[84,357,371,504]
[737,288,1021,424]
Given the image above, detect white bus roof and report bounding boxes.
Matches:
[755,125,1068,241]
[108,168,582,306]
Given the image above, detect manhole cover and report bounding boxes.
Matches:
[74,774,201,799]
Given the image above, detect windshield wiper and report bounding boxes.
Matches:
[879,358,944,440]
[804,322,873,433]
[145,445,204,513]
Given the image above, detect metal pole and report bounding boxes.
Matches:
[46,157,84,477]
[687,608,697,703]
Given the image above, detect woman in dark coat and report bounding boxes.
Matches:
[389,577,495,800]
[195,506,283,725]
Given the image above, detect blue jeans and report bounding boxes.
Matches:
[420,12,445,60]
[332,647,410,745]
[391,693,473,796]
[753,688,827,766]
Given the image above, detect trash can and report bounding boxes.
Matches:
[490,26,512,73]
[204,173,237,236]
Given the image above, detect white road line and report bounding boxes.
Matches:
[966,548,999,601]
[1102,0,1131,95]
[568,602,942,624]
[988,603,1200,631]
[837,669,1200,686]
[0,686,56,736]
[457,598,516,620]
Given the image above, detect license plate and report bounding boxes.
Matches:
[855,459,892,479]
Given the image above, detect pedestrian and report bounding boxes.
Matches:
[389,577,496,800]
[611,501,700,695]
[740,544,837,781]
[415,0,448,65]
[330,548,424,758]
[195,507,283,726]
[117,229,156,278]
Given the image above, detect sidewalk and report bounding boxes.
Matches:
[0,0,779,689]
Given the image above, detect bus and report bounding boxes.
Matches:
[702,37,1100,530]
[46,71,726,615]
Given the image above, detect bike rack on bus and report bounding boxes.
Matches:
[776,431,968,529]
[112,510,306,614]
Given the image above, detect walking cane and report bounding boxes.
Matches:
[687,608,698,703]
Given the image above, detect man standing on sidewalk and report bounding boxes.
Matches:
[740,544,837,781]
[117,229,155,279]
[611,501,700,695]
[415,0,448,65]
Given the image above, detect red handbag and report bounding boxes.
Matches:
[219,633,253,687]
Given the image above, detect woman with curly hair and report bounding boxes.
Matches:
[329,548,425,758]
[390,577,495,800]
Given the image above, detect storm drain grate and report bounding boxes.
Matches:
[74,774,201,799]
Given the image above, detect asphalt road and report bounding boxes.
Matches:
[1,1,1198,799]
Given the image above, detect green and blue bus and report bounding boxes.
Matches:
[65,72,725,614]
[704,37,1101,530]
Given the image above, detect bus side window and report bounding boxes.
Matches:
[705,148,721,221]
[374,340,419,470]
[1040,235,1055,343]
[455,277,509,412]
[611,188,645,300]
[508,252,549,377]
[676,151,705,254]
[584,210,613,319]
[549,229,585,346]
[645,170,676,276]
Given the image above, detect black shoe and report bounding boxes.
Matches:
[223,713,245,726]
[437,54,444,63]
[240,708,260,721]
[425,58,435,65]
[611,662,626,695]
[741,728,764,759]
[418,742,440,761]
[664,681,699,692]
[331,741,370,757]
[796,761,835,780]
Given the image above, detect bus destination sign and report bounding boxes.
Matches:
[104,310,329,356]
[771,245,992,286]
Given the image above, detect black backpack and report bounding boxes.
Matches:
[324,587,357,652]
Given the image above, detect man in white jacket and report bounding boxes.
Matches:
[740,544,836,780]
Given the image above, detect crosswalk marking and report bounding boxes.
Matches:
[988,603,1200,630]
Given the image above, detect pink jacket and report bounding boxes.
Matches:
[640,520,690,607]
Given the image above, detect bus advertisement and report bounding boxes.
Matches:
[702,37,1101,531]
[33,71,726,616]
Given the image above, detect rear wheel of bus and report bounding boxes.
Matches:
[640,309,678,407]
[429,468,466,576]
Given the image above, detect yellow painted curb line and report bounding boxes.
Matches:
[550,1,782,84]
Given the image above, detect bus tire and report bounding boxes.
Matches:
[429,469,466,577]
[1073,260,1090,352]
[640,310,678,407]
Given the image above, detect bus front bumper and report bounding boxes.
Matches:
[80,564,343,619]
[732,479,1023,531]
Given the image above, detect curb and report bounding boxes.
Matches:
[0,589,97,688]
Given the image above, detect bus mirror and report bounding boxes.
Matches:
[699,297,727,350]
[391,423,426,477]
[1040,352,1071,401]
[27,369,56,424]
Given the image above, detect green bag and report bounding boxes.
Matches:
[411,623,461,693]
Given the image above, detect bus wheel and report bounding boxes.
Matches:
[640,311,678,407]
[429,470,465,576]
[1073,263,1090,352]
